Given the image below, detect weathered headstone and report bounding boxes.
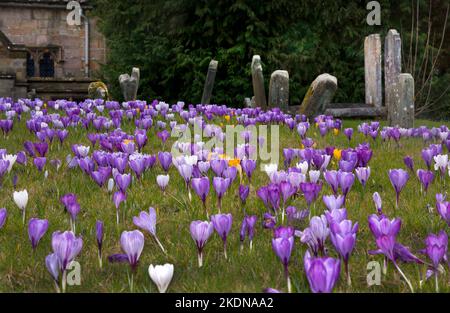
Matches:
[244,97,252,108]
[364,34,382,107]
[201,60,218,104]
[384,29,402,125]
[251,55,267,108]
[119,67,140,101]
[268,70,289,110]
[390,73,415,128]
[299,73,338,118]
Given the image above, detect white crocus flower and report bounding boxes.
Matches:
[184,155,198,167]
[156,174,170,190]
[77,145,90,158]
[296,161,309,175]
[264,163,278,179]
[148,264,174,293]
[13,189,28,210]
[434,154,448,173]
[107,178,114,192]
[309,170,321,183]
[13,189,28,225]
[2,154,17,173]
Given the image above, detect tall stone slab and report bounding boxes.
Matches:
[384,29,402,125]
[119,67,140,101]
[268,70,289,110]
[299,73,338,118]
[251,55,267,108]
[201,60,218,104]
[364,34,382,107]
[391,73,415,128]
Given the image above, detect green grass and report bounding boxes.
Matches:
[0,114,448,293]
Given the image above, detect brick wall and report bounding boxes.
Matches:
[0,6,106,78]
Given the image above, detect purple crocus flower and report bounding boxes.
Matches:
[60,193,80,232]
[129,156,146,179]
[45,253,60,291]
[96,220,104,268]
[337,171,355,198]
[33,157,46,172]
[368,214,401,240]
[436,199,450,226]
[34,142,48,157]
[51,231,83,292]
[421,148,434,170]
[424,231,448,269]
[388,169,409,208]
[158,151,172,172]
[344,128,353,141]
[210,159,227,176]
[355,167,370,188]
[300,182,322,208]
[113,191,127,224]
[190,220,214,267]
[191,177,210,214]
[298,215,329,256]
[28,218,49,250]
[372,192,382,215]
[0,208,7,229]
[272,229,295,293]
[304,250,341,293]
[323,195,345,211]
[417,169,434,193]
[114,173,132,193]
[240,215,257,250]
[211,213,233,259]
[239,184,250,205]
[212,177,231,213]
[423,231,448,292]
[241,159,256,182]
[403,156,414,172]
[324,170,339,195]
[120,230,145,271]
[330,219,358,285]
[133,207,165,253]
[263,212,276,229]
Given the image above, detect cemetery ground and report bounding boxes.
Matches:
[0,113,448,293]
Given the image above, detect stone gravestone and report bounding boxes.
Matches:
[300,73,338,118]
[384,29,402,125]
[251,55,267,108]
[268,70,289,110]
[364,34,382,107]
[244,97,252,108]
[391,73,415,128]
[119,67,140,101]
[201,60,218,104]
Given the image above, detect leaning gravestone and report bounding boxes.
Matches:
[364,34,382,107]
[391,73,415,128]
[119,67,140,101]
[201,60,218,104]
[384,29,402,125]
[251,55,267,108]
[300,73,338,118]
[268,70,289,110]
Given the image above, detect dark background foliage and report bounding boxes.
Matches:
[91,0,449,118]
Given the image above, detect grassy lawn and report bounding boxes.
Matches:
[0,105,448,293]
